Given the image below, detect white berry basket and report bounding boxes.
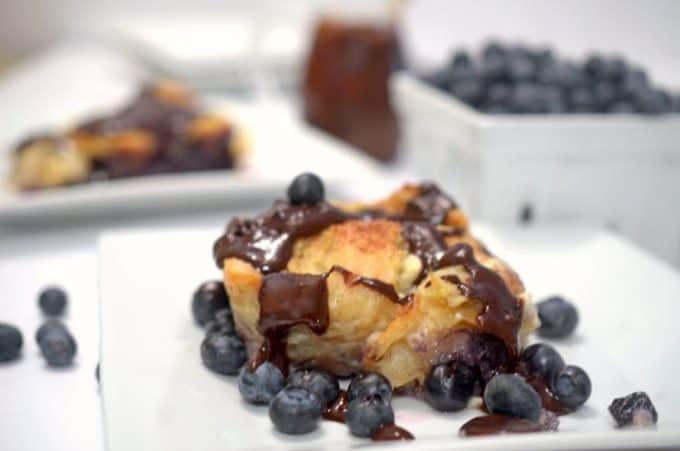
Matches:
[391,72,680,265]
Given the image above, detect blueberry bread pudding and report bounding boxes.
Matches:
[10,80,246,190]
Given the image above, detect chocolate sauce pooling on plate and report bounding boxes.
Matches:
[459,415,544,437]
[371,423,415,441]
[323,390,349,423]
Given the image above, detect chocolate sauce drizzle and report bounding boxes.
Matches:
[459,415,544,437]
[332,265,402,304]
[323,390,349,423]
[371,423,415,441]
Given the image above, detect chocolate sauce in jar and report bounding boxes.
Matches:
[459,415,543,437]
[323,390,349,423]
[371,423,415,441]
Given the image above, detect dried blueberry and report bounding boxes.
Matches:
[238,362,285,405]
[287,173,324,206]
[192,281,229,327]
[553,365,591,409]
[286,368,339,405]
[348,372,392,402]
[346,394,394,438]
[39,327,76,367]
[424,361,477,412]
[609,392,658,427]
[38,287,67,316]
[519,343,565,385]
[200,332,245,375]
[537,296,579,339]
[483,374,542,422]
[269,387,322,435]
[0,323,23,362]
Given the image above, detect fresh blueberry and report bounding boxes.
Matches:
[205,308,235,336]
[480,54,509,83]
[507,56,535,83]
[238,362,285,404]
[569,87,596,112]
[537,296,579,339]
[609,392,658,427]
[287,173,325,206]
[286,368,339,405]
[482,41,507,60]
[39,328,77,367]
[192,280,229,327]
[553,365,591,409]
[520,343,565,385]
[38,287,67,316]
[510,83,545,114]
[348,372,392,402]
[35,320,68,345]
[594,82,618,112]
[584,54,606,80]
[450,79,484,107]
[0,323,23,362]
[483,374,542,422]
[450,50,472,70]
[424,361,477,411]
[346,394,394,438]
[634,89,672,114]
[608,101,636,114]
[486,83,512,105]
[423,70,451,91]
[602,57,627,83]
[200,332,245,375]
[269,387,322,435]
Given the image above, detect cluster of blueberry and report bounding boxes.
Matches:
[0,287,77,367]
[424,41,680,115]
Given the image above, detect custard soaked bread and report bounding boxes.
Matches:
[214,179,538,388]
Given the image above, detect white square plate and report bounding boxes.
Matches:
[99,225,680,451]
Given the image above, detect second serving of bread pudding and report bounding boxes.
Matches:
[213,176,538,389]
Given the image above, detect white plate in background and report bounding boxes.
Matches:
[99,224,680,451]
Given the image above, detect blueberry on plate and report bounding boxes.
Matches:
[519,343,565,384]
[286,368,339,405]
[424,361,477,412]
[609,392,658,427]
[269,387,322,434]
[205,308,235,336]
[39,327,77,367]
[0,323,23,362]
[348,372,392,402]
[553,365,591,409]
[483,374,542,422]
[536,296,579,339]
[192,280,230,327]
[200,333,245,375]
[38,286,68,316]
[238,362,284,404]
[346,394,395,438]
[287,173,324,206]
[35,320,68,345]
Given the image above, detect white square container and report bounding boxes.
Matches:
[391,73,680,265]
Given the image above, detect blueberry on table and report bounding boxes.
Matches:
[424,361,477,412]
[553,365,591,409]
[39,328,77,367]
[536,296,579,339]
[0,323,23,362]
[200,333,245,375]
[519,343,565,384]
[286,368,339,405]
[38,287,67,316]
[483,374,542,422]
[35,320,68,345]
[238,362,284,405]
[609,392,658,427]
[346,394,394,438]
[205,308,235,336]
[348,372,392,402]
[287,173,325,206]
[269,387,322,435]
[192,280,229,327]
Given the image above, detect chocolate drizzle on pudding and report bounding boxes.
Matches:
[438,244,522,355]
[459,415,544,437]
[323,389,349,423]
[371,423,415,441]
[403,182,458,225]
[332,265,402,304]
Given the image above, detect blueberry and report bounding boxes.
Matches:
[0,323,23,362]
[205,308,235,336]
[269,387,322,434]
[35,320,68,345]
[482,41,507,60]
[39,328,77,367]
[423,70,451,91]
[450,79,484,107]
[287,173,325,206]
[38,287,67,316]
[450,50,472,70]
[481,55,509,83]
[348,372,392,402]
[594,82,618,112]
[486,83,512,105]
[520,343,565,385]
[424,361,477,411]
[609,392,658,427]
[238,362,284,404]
[192,280,229,327]
[507,56,535,83]
[584,54,606,80]
[286,368,339,405]
[553,365,591,409]
[346,394,394,438]
[483,374,542,422]
[569,87,596,113]
[200,332,245,375]
[634,89,672,114]
[608,101,636,114]
[537,296,579,339]
[602,57,627,83]
[510,83,545,114]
